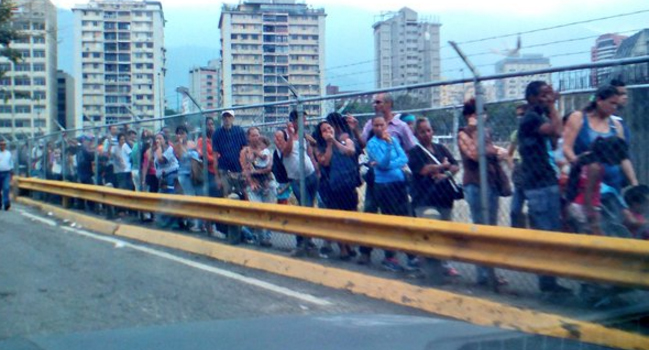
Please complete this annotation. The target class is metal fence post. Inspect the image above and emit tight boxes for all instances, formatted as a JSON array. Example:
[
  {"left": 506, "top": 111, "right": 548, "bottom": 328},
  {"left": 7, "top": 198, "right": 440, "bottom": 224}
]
[
  {"left": 296, "top": 99, "right": 306, "bottom": 207},
  {"left": 474, "top": 80, "right": 490, "bottom": 226}
]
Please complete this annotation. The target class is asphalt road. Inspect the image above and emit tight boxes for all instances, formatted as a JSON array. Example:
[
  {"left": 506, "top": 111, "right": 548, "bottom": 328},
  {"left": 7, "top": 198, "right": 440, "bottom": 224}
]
[{"left": 0, "top": 204, "right": 429, "bottom": 341}]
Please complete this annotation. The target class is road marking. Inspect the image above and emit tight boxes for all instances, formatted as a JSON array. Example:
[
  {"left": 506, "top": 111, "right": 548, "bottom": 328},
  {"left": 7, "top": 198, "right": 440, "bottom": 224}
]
[
  {"left": 57, "top": 226, "right": 332, "bottom": 307},
  {"left": 19, "top": 210, "right": 57, "bottom": 227}
]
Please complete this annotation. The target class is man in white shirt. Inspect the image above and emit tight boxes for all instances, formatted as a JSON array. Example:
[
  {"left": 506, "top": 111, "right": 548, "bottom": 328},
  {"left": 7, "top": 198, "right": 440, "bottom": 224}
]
[{"left": 0, "top": 140, "right": 14, "bottom": 210}]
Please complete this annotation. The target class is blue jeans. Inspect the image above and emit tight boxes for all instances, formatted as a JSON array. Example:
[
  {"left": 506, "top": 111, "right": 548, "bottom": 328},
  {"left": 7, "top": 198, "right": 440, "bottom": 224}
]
[
  {"left": 0, "top": 171, "right": 10, "bottom": 207},
  {"left": 510, "top": 186, "right": 526, "bottom": 228},
  {"left": 464, "top": 184, "right": 499, "bottom": 284},
  {"left": 524, "top": 185, "right": 563, "bottom": 291},
  {"left": 290, "top": 172, "right": 318, "bottom": 207}
]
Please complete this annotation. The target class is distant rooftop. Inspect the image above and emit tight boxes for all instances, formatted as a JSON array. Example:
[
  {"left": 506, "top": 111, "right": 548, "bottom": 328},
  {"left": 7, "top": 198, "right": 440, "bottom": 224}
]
[{"left": 221, "top": 0, "right": 325, "bottom": 15}]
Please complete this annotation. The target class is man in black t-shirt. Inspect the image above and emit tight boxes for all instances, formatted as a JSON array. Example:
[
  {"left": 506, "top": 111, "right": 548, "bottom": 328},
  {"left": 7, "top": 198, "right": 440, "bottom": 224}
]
[{"left": 518, "top": 81, "right": 571, "bottom": 295}]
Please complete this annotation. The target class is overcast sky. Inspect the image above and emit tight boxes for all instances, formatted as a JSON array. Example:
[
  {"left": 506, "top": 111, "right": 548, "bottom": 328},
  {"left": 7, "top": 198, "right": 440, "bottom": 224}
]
[{"left": 52, "top": 0, "right": 649, "bottom": 109}]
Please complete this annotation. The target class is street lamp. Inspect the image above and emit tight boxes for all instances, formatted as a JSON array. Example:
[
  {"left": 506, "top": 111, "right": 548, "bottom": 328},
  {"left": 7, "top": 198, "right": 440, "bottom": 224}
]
[{"left": 176, "top": 86, "right": 209, "bottom": 197}]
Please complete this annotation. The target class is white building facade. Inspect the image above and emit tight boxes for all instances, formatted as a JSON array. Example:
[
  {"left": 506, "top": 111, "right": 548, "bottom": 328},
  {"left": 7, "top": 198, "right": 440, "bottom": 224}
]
[
  {"left": 219, "top": 0, "right": 326, "bottom": 125},
  {"left": 73, "top": 0, "right": 166, "bottom": 127},
  {"left": 0, "top": 0, "right": 57, "bottom": 139}
]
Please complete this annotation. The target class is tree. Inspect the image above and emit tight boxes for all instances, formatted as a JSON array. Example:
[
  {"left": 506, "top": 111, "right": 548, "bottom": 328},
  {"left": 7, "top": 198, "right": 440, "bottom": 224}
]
[{"left": 0, "top": 1, "right": 23, "bottom": 79}]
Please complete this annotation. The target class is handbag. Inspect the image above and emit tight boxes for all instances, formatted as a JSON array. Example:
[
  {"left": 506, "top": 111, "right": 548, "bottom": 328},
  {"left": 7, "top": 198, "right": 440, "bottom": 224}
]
[
  {"left": 416, "top": 144, "right": 464, "bottom": 200},
  {"left": 490, "top": 158, "right": 512, "bottom": 197}
]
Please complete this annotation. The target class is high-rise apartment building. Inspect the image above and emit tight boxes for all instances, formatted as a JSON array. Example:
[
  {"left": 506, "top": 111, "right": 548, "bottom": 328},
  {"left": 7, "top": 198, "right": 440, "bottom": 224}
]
[
  {"left": 495, "top": 54, "right": 551, "bottom": 100},
  {"left": 0, "top": 0, "right": 57, "bottom": 139},
  {"left": 73, "top": 0, "right": 166, "bottom": 127},
  {"left": 373, "top": 7, "right": 441, "bottom": 107},
  {"left": 219, "top": 0, "right": 326, "bottom": 125},
  {"left": 591, "top": 33, "right": 627, "bottom": 86},
  {"left": 185, "top": 59, "right": 221, "bottom": 113},
  {"left": 56, "top": 70, "right": 75, "bottom": 129}
]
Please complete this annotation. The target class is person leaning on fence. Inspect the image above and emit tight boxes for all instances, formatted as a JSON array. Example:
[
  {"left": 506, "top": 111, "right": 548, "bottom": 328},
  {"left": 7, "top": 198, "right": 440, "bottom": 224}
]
[
  {"left": 346, "top": 92, "right": 417, "bottom": 266},
  {"left": 153, "top": 132, "right": 180, "bottom": 229},
  {"left": 365, "top": 114, "right": 411, "bottom": 272},
  {"left": 0, "top": 139, "right": 14, "bottom": 211},
  {"left": 275, "top": 110, "right": 319, "bottom": 257},
  {"left": 212, "top": 110, "right": 247, "bottom": 199},
  {"left": 518, "top": 81, "right": 572, "bottom": 296},
  {"left": 197, "top": 116, "right": 221, "bottom": 236},
  {"left": 240, "top": 127, "right": 275, "bottom": 247},
  {"left": 313, "top": 119, "right": 360, "bottom": 260},
  {"left": 408, "top": 117, "right": 461, "bottom": 280},
  {"left": 457, "top": 98, "right": 509, "bottom": 288}
]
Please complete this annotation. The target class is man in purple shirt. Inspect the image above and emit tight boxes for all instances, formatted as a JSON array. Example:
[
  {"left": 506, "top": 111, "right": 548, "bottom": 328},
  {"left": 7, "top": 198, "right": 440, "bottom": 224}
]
[{"left": 346, "top": 92, "right": 417, "bottom": 267}]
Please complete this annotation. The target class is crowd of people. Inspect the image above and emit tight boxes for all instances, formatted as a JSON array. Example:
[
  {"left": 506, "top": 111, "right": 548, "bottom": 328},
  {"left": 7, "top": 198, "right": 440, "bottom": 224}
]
[{"left": 6, "top": 79, "right": 648, "bottom": 300}]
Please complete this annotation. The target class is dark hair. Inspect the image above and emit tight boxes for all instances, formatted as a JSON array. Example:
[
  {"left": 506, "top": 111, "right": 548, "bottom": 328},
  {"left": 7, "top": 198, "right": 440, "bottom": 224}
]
[
  {"left": 313, "top": 121, "right": 330, "bottom": 150},
  {"left": 610, "top": 79, "right": 626, "bottom": 88},
  {"left": 414, "top": 117, "right": 431, "bottom": 131},
  {"left": 525, "top": 81, "right": 548, "bottom": 101},
  {"left": 206, "top": 116, "right": 214, "bottom": 124},
  {"left": 584, "top": 85, "right": 619, "bottom": 113},
  {"left": 175, "top": 125, "right": 188, "bottom": 134},
  {"left": 326, "top": 112, "right": 353, "bottom": 136},
  {"left": 289, "top": 110, "right": 307, "bottom": 122},
  {"left": 156, "top": 132, "right": 169, "bottom": 145},
  {"left": 275, "top": 129, "right": 289, "bottom": 141},
  {"left": 462, "top": 98, "right": 476, "bottom": 117},
  {"left": 127, "top": 129, "right": 137, "bottom": 136},
  {"left": 246, "top": 126, "right": 259, "bottom": 136},
  {"left": 624, "top": 185, "right": 649, "bottom": 207},
  {"left": 591, "top": 136, "right": 628, "bottom": 165},
  {"left": 117, "top": 132, "right": 126, "bottom": 141}
]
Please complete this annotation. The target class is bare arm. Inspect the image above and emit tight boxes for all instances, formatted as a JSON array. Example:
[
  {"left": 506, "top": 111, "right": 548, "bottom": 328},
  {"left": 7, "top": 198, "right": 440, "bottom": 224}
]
[
  {"left": 563, "top": 111, "right": 583, "bottom": 163},
  {"left": 333, "top": 134, "right": 356, "bottom": 156},
  {"left": 458, "top": 131, "right": 478, "bottom": 161}
]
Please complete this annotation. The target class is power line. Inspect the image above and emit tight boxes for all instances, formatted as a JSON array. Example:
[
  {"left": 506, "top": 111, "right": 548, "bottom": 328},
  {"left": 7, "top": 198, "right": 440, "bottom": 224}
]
[
  {"left": 457, "top": 8, "right": 649, "bottom": 45},
  {"left": 323, "top": 9, "right": 647, "bottom": 73}
]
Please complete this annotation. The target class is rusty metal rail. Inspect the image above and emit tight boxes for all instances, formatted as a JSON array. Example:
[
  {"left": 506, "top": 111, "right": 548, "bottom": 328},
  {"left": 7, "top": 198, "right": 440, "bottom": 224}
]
[{"left": 17, "top": 177, "right": 649, "bottom": 289}]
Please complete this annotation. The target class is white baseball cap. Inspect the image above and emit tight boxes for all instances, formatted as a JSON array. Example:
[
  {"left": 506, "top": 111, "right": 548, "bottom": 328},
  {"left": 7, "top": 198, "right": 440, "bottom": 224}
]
[{"left": 221, "top": 110, "right": 235, "bottom": 118}]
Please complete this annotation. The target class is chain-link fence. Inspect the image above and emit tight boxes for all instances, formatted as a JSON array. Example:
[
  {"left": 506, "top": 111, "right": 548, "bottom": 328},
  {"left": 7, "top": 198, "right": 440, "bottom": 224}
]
[{"left": 8, "top": 56, "right": 649, "bottom": 316}]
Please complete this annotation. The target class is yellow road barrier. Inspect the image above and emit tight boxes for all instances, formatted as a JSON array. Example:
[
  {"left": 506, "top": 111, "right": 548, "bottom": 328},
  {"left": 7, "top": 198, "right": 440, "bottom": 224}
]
[{"left": 17, "top": 177, "right": 649, "bottom": 289}]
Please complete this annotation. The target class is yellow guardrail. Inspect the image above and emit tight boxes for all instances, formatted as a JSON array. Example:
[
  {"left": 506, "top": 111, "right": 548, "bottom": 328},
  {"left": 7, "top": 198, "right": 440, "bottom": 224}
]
[{"left": 17, "top": 177, "right": 649, "bottom": 289}]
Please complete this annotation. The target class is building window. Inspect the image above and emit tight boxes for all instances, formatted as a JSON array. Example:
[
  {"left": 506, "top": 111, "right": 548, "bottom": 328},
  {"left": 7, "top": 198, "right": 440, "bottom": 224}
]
[
  {"left": 14, "top": 64, "right": 30, "bottom": 72},
  {"left": 33, "top": 63, "right": 45, "bottom": 72},
  {"left": 33, "top": 50, "right": 46, "bottom": 58},
  {"left": 34, "top": 77, "right": 46, "bottom": 86},
  {"left": 0, "top": 106, "right": 11, "bottom": 113},
  {"left": 32, "top": 22, "right": 45, "bottom": 30},
  {"left": 15, "top": 105, "right": 31, "bottom": 113},
  {"left": 14, "top": 77, "right": 30, "bottom": 86},
  {"left": 34, "top": 91, "right": 46, "bottom": 100}
]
